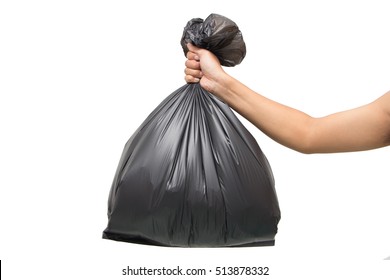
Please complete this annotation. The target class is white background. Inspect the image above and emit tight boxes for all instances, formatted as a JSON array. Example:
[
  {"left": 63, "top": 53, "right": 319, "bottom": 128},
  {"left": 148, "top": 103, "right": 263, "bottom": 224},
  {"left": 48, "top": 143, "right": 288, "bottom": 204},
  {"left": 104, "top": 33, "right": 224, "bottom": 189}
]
[{"left": 1, "top": 0, "right": 389, "bottom": 279}]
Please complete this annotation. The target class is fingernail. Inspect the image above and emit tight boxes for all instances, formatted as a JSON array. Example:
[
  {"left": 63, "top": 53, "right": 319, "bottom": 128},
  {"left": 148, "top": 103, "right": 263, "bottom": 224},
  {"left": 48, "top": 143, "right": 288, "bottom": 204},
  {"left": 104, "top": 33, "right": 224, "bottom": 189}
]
[{"left": 194, "top": 55, "right": 200, "bottom": 61}]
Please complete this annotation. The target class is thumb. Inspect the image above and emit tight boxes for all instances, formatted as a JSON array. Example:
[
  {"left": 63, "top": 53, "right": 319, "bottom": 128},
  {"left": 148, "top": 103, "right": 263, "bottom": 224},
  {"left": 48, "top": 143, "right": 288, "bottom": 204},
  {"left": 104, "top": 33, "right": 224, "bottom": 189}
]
[
  {"left": 187, "top": 43, "right": 201, "bottom": 52},
  {"left": 187, "top": 43, "right": 202, "bottom": 59}
]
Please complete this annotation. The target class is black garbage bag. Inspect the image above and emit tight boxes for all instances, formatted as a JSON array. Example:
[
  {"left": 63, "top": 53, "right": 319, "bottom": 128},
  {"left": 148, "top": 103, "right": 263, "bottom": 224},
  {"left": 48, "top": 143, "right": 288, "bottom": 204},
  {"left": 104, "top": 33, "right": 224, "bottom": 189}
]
[{"left": 103, "top": 14, "right": 281, "bottom": 247}]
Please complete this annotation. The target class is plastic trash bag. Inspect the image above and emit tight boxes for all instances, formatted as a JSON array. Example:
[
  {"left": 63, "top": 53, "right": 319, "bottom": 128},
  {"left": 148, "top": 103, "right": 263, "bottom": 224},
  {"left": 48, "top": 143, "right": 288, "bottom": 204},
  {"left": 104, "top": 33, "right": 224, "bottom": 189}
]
[{"left": 103, "top": 14, "right": 280, "bottom": 247}]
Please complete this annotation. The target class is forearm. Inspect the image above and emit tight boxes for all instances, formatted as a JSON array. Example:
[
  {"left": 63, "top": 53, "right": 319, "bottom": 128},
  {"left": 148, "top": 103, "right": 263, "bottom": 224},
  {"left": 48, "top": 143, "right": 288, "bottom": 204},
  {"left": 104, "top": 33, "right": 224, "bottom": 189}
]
[
  {"left": 214, "top": 75, "right": 390, "bottom": 154},
  {"left": 214, "top": 75, "right": 315, "bottom": 153}
]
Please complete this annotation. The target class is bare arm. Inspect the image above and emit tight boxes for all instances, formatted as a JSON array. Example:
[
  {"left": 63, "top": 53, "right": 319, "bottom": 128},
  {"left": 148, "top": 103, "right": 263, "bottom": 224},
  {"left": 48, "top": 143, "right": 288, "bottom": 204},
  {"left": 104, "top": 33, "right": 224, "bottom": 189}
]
[
  {"left": 185, "top": 44, "right": 390, "bottom": 154},
  {"left": 215, "top": 76, "right": 390, "bottom": 153}
]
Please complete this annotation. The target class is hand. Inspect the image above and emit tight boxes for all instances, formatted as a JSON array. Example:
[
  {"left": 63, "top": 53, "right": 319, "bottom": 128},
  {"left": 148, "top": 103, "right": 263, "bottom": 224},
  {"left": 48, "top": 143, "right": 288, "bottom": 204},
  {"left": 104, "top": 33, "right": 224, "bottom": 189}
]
[
  {"left": 184, "top": 43, "right": 226, "bottom": 94},
  {"left": 184, "top": 50, "right": 202, "bottom": 83}
]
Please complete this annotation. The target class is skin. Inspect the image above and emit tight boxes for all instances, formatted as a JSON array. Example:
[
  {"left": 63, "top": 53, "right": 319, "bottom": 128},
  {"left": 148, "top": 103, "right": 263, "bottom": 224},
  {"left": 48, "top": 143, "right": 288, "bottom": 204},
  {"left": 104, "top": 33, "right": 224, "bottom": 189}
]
[{"left": 185, "top": 43, "right": 390, "bottom": 154}]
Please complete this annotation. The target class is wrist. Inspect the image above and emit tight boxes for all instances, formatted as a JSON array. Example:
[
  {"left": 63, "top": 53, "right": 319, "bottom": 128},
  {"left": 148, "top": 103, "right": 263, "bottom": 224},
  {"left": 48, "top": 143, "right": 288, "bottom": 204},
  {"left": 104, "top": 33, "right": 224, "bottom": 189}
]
[
  {"left": 215, "top": 73, "right": 240, "bottom": 103},
  {"left": 211, "top": 72, "right": 232, "bottom": 99}
]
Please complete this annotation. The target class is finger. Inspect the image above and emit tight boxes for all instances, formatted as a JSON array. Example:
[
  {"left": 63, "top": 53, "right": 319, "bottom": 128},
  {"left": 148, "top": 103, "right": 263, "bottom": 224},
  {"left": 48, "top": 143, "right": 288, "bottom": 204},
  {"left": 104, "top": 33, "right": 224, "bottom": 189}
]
[
  {"left": 185, "top": 74, "right": 200, "bottom": 83},
  {"left": 185, "top": 59, "right": 201, "bottom": 70},
  {"left": 184, "top": 67, "right": 203, "bottom": 79},
  {"left": 186, "top": 51, "right": 200, "bottom": 61}
]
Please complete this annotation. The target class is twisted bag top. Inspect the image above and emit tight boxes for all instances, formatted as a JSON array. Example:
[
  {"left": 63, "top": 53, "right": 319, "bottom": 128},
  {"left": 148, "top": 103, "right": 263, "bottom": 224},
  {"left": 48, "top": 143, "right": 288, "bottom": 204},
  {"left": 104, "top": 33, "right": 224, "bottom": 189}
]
[
  {"left": 181, "top": 13, "right": 246, "bottom": 66},
  {"left": 103, "top": 14, "right": 280, "bottom": 247}
]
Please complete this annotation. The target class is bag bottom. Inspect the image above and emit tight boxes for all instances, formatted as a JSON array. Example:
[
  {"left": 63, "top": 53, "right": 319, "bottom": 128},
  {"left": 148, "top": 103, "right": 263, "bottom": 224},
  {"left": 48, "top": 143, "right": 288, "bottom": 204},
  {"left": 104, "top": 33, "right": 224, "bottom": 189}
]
[{"left": 102, "top": 231, "right": 275, "bottom": 248}]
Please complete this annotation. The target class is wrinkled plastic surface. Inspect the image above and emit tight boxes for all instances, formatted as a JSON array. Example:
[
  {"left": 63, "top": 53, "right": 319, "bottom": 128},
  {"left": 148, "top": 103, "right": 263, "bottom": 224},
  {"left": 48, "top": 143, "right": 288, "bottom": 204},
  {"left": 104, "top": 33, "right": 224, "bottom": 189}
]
[
  {"left": 181, "top": 13, "right": 246, "bottom": 66},
  {"left": 103, "top": 14, "right": 280, "bottom": 247}
]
